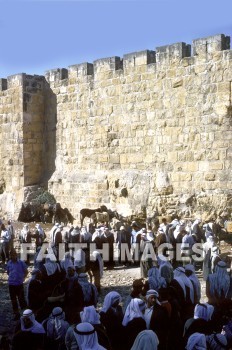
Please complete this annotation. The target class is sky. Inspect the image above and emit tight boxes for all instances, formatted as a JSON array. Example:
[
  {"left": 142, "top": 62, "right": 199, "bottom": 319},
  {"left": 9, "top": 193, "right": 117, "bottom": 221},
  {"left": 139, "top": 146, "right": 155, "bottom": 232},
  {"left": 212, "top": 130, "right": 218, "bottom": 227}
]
[{"left": 0, "top": 0, "right": 232, "bottom": 78}]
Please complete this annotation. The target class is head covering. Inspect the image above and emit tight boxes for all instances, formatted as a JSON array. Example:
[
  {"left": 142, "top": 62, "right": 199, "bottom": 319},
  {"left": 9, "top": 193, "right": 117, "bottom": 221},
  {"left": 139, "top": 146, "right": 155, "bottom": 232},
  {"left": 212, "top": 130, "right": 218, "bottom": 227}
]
[
  {"left": 21, "top": 224, "right": 30, "bottom": 241},
  {"left": 194, "top": 304, "right": 208, "bottom": 321},
  {"left": 44, "top": 257, "right": 60, "bottom": 276},
  {"left": 101, "top": 291, "right": 121, "bottom": 313},
  {"left": 91, "top": 250, "right": 104, "bottom": 279},
  {"left": 73, "top": 322, "right": 105, "bottom": 350},
  {"left": 71, "top": 226, "right": 80, "bottom": 236},
  {"left": 46, "top": 307, "right": 69, "bottom": 341},
  {"left": 122, "top": 298, "right": 146, "bottom": 326},
  {"left": 186, "top": 332, "right": 206, "bottom": 350},
  {"left": 35, "top": 223, "right": 44, "bottom": 236},
  {"left": 145, "top": 289, "right": 159, "bottom": 301},
  {"left": 173, "top": 267, "right": 194, "bottom": 303},
  {"left": 148, "top": 266, "right": 167, "bottom": 290},
  {"left": 60, "top": 252, "right": 74, "bottom": 272},
  {"left": 185, "top": 264, "right": 201, "bottom": 301},
  {"left": 174, "top": 223, "right": 185, "bottom": 239},
  {"left": 208, "top": 261, "right": 230, "bottom": 298},
  {"left": 205, "top": 303, "right": 214, "bottom": 321},
  {"left": 131, "top": 330, "right": 159, "bottom": 350},
  {"left": 81, "top": 306, "right": 100, "bottom": 325},
  {"left": 78, "top": 273, "right": 98, "bottom": 306},
  {"left": 74, "top": 248, "right": 86, "bottom": 269},
  {"left": 21, "top": 309, "right": 45, "bottom": 334},
  {"left": 205, "top": 333, "right": 227, "bottom": 350}
]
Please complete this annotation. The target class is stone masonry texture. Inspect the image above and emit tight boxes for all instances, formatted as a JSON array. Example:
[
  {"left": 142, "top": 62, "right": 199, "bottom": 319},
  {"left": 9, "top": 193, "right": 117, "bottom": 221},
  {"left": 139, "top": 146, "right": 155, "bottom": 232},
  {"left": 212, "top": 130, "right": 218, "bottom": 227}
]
[{"left": 0, "top": 34, "right": 231, "bottom": 220}]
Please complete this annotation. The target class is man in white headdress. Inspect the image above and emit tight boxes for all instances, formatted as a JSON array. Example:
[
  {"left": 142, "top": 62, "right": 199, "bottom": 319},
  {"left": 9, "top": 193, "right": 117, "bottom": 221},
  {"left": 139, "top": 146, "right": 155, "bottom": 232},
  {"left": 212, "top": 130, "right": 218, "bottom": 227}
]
[
  {"left": 206, "top": 260, "right": 231, "bottom": 305},
  {"left": 66, "top": 322, "right": 106, "bottom": 350},
  {"left": 202, "top": 235, "right": 216, "bottom": 281},
  {"left": 100, "top": 291, "right": 124, "bottom": 350},
  {"left": 185, "top": 264, "right": 201, "bottom": 303},
  {"left": 12, "top": 309, "right": 45, "bottom": 350},
  {"left": 77, "top": 272, "right": 98, "bottom": 307},
  {"left": 89, "top": 250, "right": 104, "bottom": 292},
  {"left": 131, "top": 330, "right": 159, "bottom": 350},
  {"left": 170, "top": 266, "right": 195, "bottom": 321},
  {"left": 122, "top": 298, "right": 147, "bottom": 349},
  {"left": 60, "top": 251, "right": 74, "bottom": 272},
  {"left": 144, "top": 289, "right": 160, "bottom": 329},
  {"left": 33, "top": 223, "right": 46, "bottom": 249},
  {"left": 43, "top": 306, "right": 69, "bottom": 350},
  {"left": 80, "top": 306, "right": 111, "bottom": 350},
  {"left": 191, "top": 218, "right": 204, "bottom": 243}
]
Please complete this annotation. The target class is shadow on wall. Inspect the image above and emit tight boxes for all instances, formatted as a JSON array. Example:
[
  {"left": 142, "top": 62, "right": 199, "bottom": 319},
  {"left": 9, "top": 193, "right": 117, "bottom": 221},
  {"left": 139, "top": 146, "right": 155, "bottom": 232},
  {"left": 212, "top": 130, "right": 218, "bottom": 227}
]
[{"left": 42, "top": 80, "right": 57, "bottom": 185}]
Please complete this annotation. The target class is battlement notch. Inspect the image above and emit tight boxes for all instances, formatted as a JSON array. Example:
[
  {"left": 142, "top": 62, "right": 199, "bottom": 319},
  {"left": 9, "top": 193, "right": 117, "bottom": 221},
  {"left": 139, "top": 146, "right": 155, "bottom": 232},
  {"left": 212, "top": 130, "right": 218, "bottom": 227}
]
[{"left": 0, "top": 78, "right": 7, "bottom": 91}]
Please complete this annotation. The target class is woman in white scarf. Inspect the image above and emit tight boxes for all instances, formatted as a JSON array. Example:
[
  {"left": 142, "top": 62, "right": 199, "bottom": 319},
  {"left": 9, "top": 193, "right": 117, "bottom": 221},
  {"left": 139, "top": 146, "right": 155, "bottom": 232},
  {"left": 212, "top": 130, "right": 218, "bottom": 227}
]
[
  {"left": 130, "top": 330, "right": 159, "bottom": 350},
  {"left": 207, "top": 261, "right": 230, "bottom": 302},
  {"left": 186, "top": 332, "right": 206, "bottom": 350},
  {"left": 20, "top": 309, "right": 45, "bottom": 334},
  {"left": 101, "top": 291, "right": 121, "bottom": 313},
  {"left": 73, "top": 322, "right": 106, "bottom": 350},
  {"left": 173, "top": 266, "right": 195, "bottom": 303},
  {"left": 122, "top": 298, "right": 146, "bottom": 327}
]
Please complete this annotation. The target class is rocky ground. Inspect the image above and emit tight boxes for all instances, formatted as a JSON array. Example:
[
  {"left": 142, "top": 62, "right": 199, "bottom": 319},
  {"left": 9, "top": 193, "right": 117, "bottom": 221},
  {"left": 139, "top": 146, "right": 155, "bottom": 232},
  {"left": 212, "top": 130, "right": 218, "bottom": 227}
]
[{"left": 0, "top": 221, "right": 232, "bottom": 347}]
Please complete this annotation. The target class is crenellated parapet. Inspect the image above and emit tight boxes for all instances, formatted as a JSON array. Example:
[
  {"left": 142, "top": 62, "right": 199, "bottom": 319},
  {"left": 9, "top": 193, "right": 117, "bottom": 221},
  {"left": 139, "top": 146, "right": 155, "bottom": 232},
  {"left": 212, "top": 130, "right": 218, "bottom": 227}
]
[
  {"left": 0, "top": 33, "right": 231, "bottom": 219},
  {"left": 0, "top": 34, "right": 231, "bottom": 85}
]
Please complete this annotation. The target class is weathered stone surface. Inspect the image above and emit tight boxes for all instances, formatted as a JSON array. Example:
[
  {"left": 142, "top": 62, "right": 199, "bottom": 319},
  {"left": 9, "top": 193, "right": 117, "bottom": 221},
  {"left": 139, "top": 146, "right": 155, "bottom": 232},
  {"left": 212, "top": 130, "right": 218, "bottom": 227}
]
[{"left": 0, "top": 34, "right": 231, "bottom": 220}]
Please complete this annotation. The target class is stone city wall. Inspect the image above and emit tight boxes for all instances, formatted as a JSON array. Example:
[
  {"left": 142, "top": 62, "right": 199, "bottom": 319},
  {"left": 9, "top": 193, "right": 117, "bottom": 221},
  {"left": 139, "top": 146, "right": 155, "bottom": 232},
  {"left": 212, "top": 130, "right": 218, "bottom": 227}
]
[{"left": 0, "top": 34, "right": 231, "bottom": 220}]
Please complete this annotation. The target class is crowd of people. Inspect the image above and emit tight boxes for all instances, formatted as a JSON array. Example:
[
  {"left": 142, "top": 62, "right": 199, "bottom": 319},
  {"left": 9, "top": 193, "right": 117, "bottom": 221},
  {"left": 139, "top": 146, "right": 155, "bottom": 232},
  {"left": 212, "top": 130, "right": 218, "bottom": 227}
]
[{"left": 0, "top": 212, "right": 232, "bottom": 349}]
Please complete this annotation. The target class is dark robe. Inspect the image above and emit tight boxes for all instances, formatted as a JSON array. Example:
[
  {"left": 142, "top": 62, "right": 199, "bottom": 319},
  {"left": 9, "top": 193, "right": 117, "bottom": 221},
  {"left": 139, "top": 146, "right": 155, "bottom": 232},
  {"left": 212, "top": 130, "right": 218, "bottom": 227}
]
[
  {"left": 123, "top": 317, "right": 146, "bottom": 350},
  {"left": 183, "top": 318, "right": 213, "bottom": 346},
  {"left": 63, "top": 277, "right": 84, "bottom": 324},
  {"left": 93, "top": 323, "right": 112, "bottom": 350},
  {"left": 12, "top": 330, "right": 45, "bottom": 350},
  {"left": 27, "top": 278, "right": 48, "bottom": 313},
  {"left": 100, "top": 305, "right": 124, "bottom": 350},
  {"left": 150, "top": 303, "right": 170, "bottom": 350}
]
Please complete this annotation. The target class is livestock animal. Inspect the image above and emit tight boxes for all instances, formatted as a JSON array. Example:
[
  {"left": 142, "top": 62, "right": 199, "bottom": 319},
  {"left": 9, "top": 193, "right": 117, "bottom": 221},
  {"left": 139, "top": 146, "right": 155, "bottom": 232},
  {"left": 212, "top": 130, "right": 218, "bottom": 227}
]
[
  {"left": 80, "top": 205, "right": 108, "bottom": 227},
  {"left": 52, "top": 203, "right": 75, "bottom": 226},
  {"left": 18, "top": 202, "right": 45, "bottom": 223},
  {"left": 90, "top": 211, "right": 110, "bottom": 226}
]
